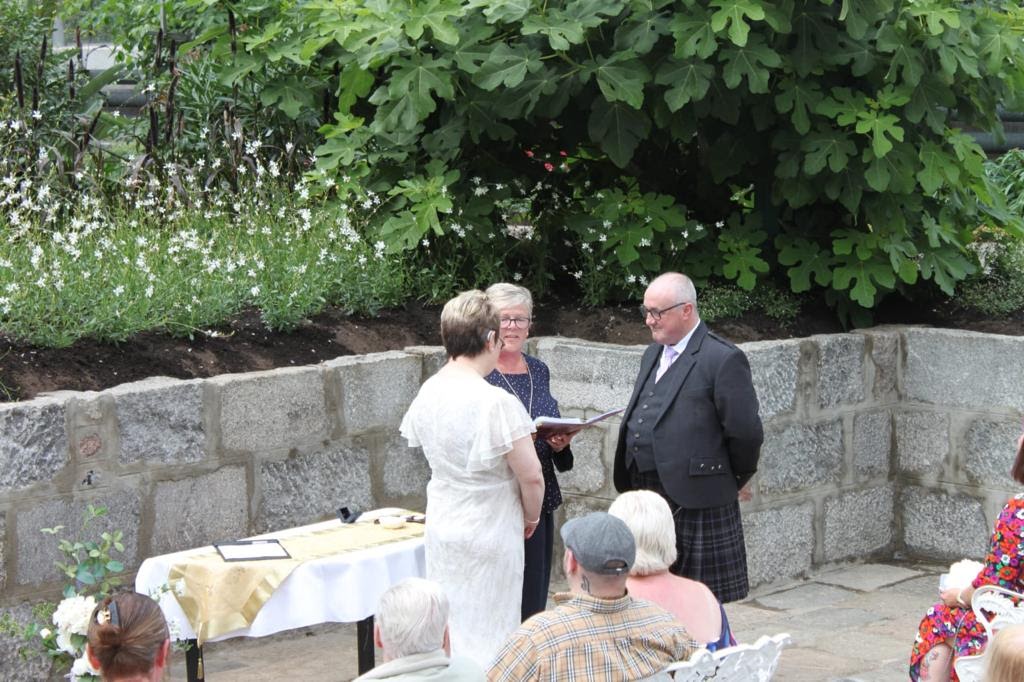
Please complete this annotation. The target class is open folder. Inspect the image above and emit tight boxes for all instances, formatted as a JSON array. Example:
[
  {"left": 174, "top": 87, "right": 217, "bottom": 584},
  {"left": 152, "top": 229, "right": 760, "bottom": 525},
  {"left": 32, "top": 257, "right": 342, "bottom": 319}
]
[
  {"left": 534, "top": 407, "right": 625, "bottom": 436},
  {"left": 214, "top": 539, "right": 291, "bottom": 561}
]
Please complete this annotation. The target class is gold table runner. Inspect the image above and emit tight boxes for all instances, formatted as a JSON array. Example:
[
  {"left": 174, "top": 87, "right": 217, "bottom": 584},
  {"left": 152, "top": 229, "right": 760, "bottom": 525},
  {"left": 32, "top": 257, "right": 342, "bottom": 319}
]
[{"left": 168, "top": 519, "right": 425, "bottom": 644}]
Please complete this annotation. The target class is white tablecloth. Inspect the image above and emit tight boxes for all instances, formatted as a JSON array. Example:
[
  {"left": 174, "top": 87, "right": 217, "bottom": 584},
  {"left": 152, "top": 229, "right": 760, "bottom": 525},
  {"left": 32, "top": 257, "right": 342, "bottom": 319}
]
[{"left": 135, "top": 519, "right": 426, "bottom": 642}]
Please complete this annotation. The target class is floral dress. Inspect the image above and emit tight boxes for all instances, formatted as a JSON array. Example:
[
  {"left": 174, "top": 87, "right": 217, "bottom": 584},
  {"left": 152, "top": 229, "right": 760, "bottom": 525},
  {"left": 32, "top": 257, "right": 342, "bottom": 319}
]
[{"left": 909, "top": 493, "right": 1024, "bottom": 681}]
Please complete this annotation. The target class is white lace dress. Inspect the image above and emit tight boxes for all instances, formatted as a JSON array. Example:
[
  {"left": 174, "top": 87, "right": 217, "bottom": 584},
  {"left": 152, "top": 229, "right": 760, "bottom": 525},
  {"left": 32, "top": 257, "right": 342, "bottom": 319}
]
[{"left": 400, "top": 367, "right": 535, "bottom": 667}]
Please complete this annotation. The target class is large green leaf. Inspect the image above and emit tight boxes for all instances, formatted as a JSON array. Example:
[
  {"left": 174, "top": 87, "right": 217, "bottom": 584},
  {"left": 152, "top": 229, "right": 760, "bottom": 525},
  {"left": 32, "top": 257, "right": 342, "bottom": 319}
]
[
  {"left": 472, "top": 43, "right": 544, "bottom": 90},
  {"left": 776, "top": 235, "right": 834, "bottom": 291},
  {"left": 790, "top": 6, "right": 837, "bottom": 77},
  {"left": 387, "top": 56, "right": 455, "bottom": 125},
  {"left": 919, "top": 246, "right": 976, "bottom": 296},
  {"left": 831, "top": 33, "right": 875, "bottom": 76},
  {"left": 709, "top": 0, "right": 766, "bottom": 47},
  {"left": 877, "top": 24, "right": 925, "bottom": 86},
  {"left": 450, "top": 22, "right": 497, "bottom": 73},
  {"left": 838, "top": 0, "right": 889, "bottom": 40},
  {"left": 908, "top": 4, "right": 959, "bottom": 36},
  {"left": 467, "top": 0, "right": 532, "bottom": 24},
  {"left": 259, "top": 79, "right": 315, "bottom": 119},
  {"left": 720, "top": 36, "right": 781, "bottom": 93},
  {"left": 775, "top": 78, "right": 822, "bottom": 134},
  {"left": 854, "top": 110, "right": 904, "bottom": 157},
  {"left": 405, "top": 0, "right": 463, "bottom": 45},
  {"left": 905, "top": 75, "right": 954, "bottom": 133},
  {"left": 614, "top": 14, "right": 670, "bottom": 55},
  {"left": 521, "top": 12, "right": 586, "bottom": 50},
  {"left": 948, "top": 131, "right": 986, "bottom": 178},
  {"left": 916, "top": 141, "right": 959, "bottom": 194},
  {"left": 978, "top": 22, "right": 1022, "bottom": 71},
  {"left": 588, "top": 99, "right": 652, "bottom": 167},
  {"left": 669, "top": 10, "right": 718, "bottom": 59},
  {"left": 801, "top": 132, "right": 856, "bottom": 175},
  {"left": 587, "top": 53, "right": 651, "bottom": 109},
  {"left": 496, "top": 67, "right": 561, "bottom": 117},
  {"left": 656, "top": 57, "right": 713, "bottom": 112}
]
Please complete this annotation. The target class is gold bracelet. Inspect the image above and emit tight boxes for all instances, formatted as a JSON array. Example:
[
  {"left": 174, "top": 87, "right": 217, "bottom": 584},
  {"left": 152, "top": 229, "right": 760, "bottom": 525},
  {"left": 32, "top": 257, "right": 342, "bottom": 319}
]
[{"left": 527, "top": 517, "right": 540, "bottom": 524}]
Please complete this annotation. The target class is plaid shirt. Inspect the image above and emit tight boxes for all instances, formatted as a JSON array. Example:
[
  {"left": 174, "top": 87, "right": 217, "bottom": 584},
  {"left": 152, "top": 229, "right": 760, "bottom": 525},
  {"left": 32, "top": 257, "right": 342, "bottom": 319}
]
[{"left": 487, "top": 591, "right": 698, "bottom": 681}]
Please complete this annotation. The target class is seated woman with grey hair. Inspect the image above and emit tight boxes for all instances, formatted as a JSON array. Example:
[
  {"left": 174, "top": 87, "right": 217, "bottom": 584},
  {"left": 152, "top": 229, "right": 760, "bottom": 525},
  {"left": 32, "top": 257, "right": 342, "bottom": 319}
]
[
  {"left": 354, "top": 578, "right": 484, "bottom": 681},
  {"left": 608, "top": 490, "right": 735, "bottom": 651}
]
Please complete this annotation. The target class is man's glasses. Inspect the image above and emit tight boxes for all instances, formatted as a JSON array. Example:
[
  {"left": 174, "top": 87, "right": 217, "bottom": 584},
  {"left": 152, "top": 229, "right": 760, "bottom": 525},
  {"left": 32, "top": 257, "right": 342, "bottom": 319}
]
[
  {"left": 639, "top": 301, "right": 689, "bottom": 321},
  {"left": 499, "top": 317, "right": 531, "bottom": 329}
]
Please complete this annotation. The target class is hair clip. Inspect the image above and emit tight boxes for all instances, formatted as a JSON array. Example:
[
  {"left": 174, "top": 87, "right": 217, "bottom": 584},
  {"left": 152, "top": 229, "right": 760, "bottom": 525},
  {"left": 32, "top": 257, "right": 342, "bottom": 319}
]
[{"left": 97, "top": 601, "right": 120, "bottom": 627}]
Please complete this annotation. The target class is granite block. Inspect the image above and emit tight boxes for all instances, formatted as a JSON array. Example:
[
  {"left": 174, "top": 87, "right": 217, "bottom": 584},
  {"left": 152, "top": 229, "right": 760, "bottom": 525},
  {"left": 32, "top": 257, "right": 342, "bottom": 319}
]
[
  {"left": 151, "top": 467, "right": 249, "bottom": 555},
  {"left": 824, "top": 485, "right": 895, "bottom": 561},
  {"left": 743, "top": 340, "right": 800, "bottom": 420},
  {"left": 758, "top": 420, "right": 844, "bottom": 494},
  {"left": 895, "top": 411, "right": 949, "bottom": 475},
  {"left": 257, "top": 445, "right": 373, "bottom": 533},
  {"left": 110, "top": 377, "right": 205, "bottom": 464},
  {"left": 0, "top": 396, "right": 69, "bottom": 493},
  {"left": 744, "top": 503, "right": 815, "bottom": 587},
  {"left": 214, "top": 367, "right": 329, "bottom": 453},
  {"left": 814, "top": 335, "right": 866, "bottom": 409}
]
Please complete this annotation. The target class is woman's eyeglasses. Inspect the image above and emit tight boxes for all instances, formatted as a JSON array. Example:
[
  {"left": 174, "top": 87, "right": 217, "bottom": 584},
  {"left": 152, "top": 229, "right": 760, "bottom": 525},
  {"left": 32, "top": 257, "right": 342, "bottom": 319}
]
[{"left": 499, "top": 317, "right": 531, "bottom": 329}]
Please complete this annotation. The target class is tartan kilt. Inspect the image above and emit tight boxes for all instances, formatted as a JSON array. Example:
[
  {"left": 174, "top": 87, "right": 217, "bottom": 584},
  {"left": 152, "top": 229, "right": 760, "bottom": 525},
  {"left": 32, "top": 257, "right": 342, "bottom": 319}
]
[{"left": 629, "top": 466, "right": 749, "bottom": 603}]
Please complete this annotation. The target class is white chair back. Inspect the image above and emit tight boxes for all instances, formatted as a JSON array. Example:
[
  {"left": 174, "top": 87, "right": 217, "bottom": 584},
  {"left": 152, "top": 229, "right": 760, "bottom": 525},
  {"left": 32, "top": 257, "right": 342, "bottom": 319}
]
[
  {"left": 659, "top": 632, "right": 792, "bottom": 681},
  {"left": 952, "top": 585, "right": 1024, "bottom": 682}
]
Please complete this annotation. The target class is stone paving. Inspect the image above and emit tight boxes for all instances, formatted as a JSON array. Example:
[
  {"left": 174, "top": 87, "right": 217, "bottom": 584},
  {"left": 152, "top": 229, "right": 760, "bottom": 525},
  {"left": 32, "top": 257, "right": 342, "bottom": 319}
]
[{"left": 165, "top": 560, "right": 942, "bottom": 681}]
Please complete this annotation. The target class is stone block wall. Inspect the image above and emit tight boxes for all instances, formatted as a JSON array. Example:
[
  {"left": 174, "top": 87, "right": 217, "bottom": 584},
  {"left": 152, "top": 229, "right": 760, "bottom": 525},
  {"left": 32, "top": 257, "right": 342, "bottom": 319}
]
[
  {"left": 1, "top": 327, "right": 1020, "bottom": 615},
  {"left": 0, "top": 351, "right": 433, "bottom": 603}
]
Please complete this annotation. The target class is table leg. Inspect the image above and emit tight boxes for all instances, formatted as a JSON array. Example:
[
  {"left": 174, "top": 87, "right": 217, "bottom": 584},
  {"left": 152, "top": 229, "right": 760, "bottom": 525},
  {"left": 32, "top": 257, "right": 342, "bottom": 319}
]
[
  {"left": 185, "top": 639, "right": 205, "bottom": 681},
  {"left": 357, "top": 615, "right": 375, "bottom": 674}
]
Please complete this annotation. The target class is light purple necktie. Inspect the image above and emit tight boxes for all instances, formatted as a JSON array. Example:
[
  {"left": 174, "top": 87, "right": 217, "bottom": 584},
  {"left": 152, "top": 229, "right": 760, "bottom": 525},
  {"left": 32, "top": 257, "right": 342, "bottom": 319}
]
[{"left": 655, "top": 346, "right": 678, "bottom": 382}]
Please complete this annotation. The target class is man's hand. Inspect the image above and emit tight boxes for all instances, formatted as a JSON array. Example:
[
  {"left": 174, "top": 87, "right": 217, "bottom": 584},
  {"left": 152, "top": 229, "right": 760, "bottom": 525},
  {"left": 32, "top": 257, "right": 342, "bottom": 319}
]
[{"left": 738, "top": 484, "right": 753, "bottom": 502}]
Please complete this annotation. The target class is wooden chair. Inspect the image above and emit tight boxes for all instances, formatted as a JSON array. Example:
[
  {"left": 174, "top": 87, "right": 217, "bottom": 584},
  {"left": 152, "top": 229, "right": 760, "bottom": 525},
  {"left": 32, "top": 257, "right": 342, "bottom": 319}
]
[
  {"left": 953, "top": 585, "right": 1024, "bottom": 682},
  {"left": 653, "top": 632, "right": 792, "bottom": 681}
]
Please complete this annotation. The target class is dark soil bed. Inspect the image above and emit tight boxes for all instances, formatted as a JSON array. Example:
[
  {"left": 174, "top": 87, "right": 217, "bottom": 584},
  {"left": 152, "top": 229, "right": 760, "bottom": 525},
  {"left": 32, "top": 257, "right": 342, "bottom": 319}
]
[{"left": 2, "top": 298, "right": 1022, "bottom": 402}]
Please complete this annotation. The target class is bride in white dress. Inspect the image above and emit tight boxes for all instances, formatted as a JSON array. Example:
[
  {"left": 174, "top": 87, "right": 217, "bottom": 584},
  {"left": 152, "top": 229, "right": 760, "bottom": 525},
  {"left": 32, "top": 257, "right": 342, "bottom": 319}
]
[{"left": 400, "top": 290, "right": 545, "bottom": 668}]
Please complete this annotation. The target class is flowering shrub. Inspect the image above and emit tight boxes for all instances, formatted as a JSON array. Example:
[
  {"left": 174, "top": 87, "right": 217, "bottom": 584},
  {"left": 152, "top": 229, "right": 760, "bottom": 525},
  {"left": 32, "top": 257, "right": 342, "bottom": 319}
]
[{"left": 0, "top": 105, "right": 407, "bottom": 346}]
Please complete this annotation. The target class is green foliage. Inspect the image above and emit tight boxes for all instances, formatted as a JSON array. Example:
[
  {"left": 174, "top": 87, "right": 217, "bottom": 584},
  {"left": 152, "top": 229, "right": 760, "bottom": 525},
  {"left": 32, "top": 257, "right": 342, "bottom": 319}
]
[
  {"left": 40, "top": 0, "right": 1024, "bottom": 318},
  {"left": 44, "top": 504, "right": 125, "bottom": 596}
]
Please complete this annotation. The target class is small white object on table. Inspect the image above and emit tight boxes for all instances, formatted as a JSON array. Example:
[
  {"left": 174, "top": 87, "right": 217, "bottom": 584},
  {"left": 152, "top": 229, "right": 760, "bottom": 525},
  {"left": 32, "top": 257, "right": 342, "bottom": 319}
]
[{"left": 135, "top": 517, "right": 425, "bottom": 677}]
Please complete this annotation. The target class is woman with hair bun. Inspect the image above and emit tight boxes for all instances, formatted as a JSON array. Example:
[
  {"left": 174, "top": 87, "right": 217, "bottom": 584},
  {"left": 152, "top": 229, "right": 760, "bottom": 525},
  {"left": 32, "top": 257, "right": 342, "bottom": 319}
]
[{"left": 86, "top": 592, "right": 170, "bottom": 681}]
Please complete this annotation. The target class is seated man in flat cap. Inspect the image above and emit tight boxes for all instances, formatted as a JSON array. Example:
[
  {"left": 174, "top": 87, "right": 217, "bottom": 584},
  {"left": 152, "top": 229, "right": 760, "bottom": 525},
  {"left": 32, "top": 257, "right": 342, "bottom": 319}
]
[{"left": 487, "top": 512, "right": 698, "bottom": 681}]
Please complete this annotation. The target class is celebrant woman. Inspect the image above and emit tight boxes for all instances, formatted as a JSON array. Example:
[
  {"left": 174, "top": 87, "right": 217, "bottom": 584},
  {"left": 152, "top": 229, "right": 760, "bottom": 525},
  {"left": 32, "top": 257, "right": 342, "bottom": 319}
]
[
  {"left": 485, "top": 282, "right": 578, "bottom": 621},
  {"left": 400, "top": 289, "right": 544, "bottom": 667}
]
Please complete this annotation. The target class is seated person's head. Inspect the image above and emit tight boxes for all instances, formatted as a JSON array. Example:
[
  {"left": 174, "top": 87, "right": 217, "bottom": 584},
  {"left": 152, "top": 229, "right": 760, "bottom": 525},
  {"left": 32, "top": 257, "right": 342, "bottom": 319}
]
[
  {"left": 985, "top": 624, "right": 1024, "bottom": 682},
  {"left": 86, "top": 592, "right": 170, "bottom": 681},
  {"left": 375, "top": 578, "right": 451, "bottom": 662},
  {"left": 440, "top": 290, "right": 500, "bottom": 360},
  {"left": 608, "top": 490, "right": 677, "bottom": 576},
  {"left": 560, "top": 512, "right": 636, "bottom": 597}
]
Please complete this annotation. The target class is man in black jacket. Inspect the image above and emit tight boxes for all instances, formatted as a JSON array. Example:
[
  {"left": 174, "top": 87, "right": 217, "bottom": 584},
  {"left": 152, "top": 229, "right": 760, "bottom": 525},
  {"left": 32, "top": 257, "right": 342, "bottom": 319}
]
[{"left": 613, "top": 272, "right": 763, "bottom": 602}]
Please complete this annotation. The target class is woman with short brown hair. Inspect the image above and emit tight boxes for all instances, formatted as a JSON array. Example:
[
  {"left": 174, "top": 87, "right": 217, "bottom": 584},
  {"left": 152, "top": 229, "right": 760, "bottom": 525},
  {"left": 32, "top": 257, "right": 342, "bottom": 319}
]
[
  {"left": 401, "top": 290, "right": 544, "bottom": 667},
  {"left": 87, "top": 592, "right": 170, "bottom": 681}
]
